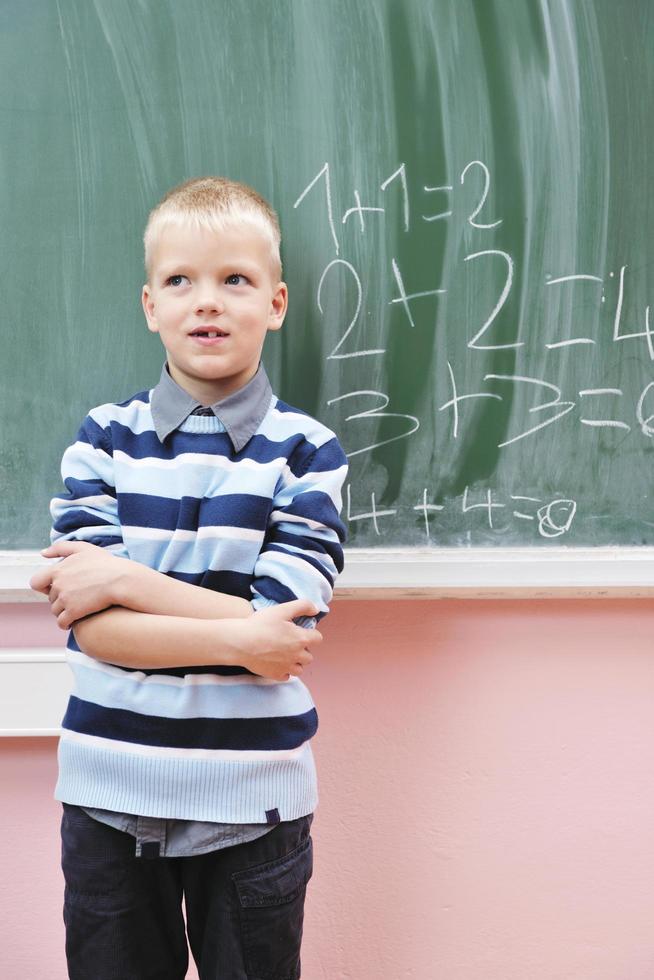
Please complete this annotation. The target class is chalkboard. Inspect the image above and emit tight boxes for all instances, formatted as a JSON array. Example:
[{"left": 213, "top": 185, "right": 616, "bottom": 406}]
[{"left": 1, "top": 0, "right": 653, "bottom": 550}]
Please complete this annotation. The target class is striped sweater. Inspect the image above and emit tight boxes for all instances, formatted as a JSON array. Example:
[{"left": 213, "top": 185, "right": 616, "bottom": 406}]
[{"left": 50, "top": 369, "right": 348, "bottom": 823}]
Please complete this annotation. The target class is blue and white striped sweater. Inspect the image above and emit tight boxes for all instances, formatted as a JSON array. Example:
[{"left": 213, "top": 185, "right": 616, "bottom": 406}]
[{"left": 50, "top": 385, "right": 348, "bottom": 822}]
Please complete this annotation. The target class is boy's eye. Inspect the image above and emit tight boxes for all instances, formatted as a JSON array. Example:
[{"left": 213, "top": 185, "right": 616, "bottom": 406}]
[
  {"left": 166, "top": 274, "right": 188, "bottom": 287},
  {"left": 225, "top": 273, "right": 248, "bottom": 286}
]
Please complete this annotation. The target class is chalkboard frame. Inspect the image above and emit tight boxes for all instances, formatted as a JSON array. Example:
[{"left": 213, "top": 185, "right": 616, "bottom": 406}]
[
  {"left": 4, "top": 548, "right": 654, "bottom": 601},
  {"left": 3, "top": 0, "right": 654, "bottom": 552}
]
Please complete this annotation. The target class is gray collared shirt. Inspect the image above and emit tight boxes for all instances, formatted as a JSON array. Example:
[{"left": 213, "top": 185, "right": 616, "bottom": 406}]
[
  {"left": 82, "top": 807, "right": 274, "bottom": 858},
  {"left": 83, "top": 360, "right": 278, "bottom": 856},
  {"left": 150, "top": 360, "right": 273, "bottom": 450}
]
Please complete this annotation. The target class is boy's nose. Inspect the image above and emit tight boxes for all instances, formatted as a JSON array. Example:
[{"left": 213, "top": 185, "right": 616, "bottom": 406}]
[{"left": 195, "top": 291, "right": 225, "bottom": 314}]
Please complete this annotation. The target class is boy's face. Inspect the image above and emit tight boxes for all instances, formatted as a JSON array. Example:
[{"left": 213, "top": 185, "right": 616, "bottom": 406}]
[{"left": 142, "top": 223, "right": 287, "bottom": 403}]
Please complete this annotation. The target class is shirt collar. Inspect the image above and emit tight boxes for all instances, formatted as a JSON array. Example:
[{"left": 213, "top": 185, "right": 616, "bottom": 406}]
[{"left": 150, "top": 362, "right": 273, "bottom": 452}]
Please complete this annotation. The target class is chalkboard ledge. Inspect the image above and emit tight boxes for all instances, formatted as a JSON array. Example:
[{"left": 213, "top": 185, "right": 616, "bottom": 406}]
[{"left": 4, "top": 548, "right": 654, "bottom": 600}]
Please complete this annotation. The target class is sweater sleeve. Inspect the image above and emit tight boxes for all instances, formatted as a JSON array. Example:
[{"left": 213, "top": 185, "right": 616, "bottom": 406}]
[
  {"left": 250, "top": 434, "right": 348, "bottom": 624},
  {"left": 49, "top": 412, "right": 130, "bottom": 558}
]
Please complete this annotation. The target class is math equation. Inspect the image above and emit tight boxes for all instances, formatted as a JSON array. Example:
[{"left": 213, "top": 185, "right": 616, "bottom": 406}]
[{"left": 292, "top": 160, "right": 654, "bottom": 547}]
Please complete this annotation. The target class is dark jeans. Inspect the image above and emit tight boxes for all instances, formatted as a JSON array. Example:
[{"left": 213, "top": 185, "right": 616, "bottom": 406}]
[{"left": 61, "top": 803, "right": 313, "bottom": 980}]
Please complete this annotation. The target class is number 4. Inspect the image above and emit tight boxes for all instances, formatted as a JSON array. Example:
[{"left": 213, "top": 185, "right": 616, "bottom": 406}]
[{"left": 613, "top": 265, "right": 654, "bottom": 361}]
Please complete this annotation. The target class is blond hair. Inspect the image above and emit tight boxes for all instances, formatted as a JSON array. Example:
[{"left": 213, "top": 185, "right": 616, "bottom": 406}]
[{"left": 143, "top": 176, "right": 282, "bottom": 281}]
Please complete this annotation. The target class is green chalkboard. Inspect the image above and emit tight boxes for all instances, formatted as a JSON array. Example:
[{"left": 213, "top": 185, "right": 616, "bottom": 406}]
[{"left": 1, "top": 0, "right": 653, "bottom": 550}]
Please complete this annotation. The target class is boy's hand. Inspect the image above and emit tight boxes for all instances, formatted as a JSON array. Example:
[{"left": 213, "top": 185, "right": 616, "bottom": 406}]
[
  {"left": 29, "top": 541, "right": 126, "bottom": 629},
  {"left": 237, "top": 600, "right": 323, "bottom": 682}
]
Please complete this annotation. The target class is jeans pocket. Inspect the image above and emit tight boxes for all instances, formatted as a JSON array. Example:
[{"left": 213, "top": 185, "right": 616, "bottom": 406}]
[{"left": 232, "top": 833, "right": 313, "bottom": 980}]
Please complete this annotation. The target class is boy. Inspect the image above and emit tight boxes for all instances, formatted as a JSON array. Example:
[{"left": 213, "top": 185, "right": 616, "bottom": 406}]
[{"left": 30, "top": 177, "right": 348, "bottom": 980}]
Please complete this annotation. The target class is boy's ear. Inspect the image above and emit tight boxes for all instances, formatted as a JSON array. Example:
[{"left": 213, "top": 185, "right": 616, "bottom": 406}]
[
  {"left": 268, "top": 281, "right": 288, "bottom": 333},
  {"left": 141, "top": 284, "right": 159, "bottom": 334}
]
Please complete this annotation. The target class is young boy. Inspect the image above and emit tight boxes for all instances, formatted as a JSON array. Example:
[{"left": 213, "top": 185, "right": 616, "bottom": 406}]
[{"left": 30, "top": 176, "right": 348, "bottom": 980}]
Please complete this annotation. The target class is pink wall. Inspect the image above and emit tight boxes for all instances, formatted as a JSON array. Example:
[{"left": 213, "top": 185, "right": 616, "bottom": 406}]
[{"left": 2, "top": 598, "right": 654, "bottom": 979}]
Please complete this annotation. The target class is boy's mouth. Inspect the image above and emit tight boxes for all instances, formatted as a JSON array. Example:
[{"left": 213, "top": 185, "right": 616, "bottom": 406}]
[{"left": 189, "top": 328, "right": 229, "bottom": 339}]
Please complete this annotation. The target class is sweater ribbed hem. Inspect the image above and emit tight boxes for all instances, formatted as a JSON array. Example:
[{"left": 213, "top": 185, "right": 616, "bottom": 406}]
[{"left": 55, "top": 736, "right": 318, "bottom": 823}]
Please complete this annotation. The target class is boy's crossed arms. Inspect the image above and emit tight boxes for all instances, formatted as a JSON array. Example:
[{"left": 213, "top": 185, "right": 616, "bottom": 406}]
[{"left": 30, "top": 540, "right": 321, "bottom": 682}]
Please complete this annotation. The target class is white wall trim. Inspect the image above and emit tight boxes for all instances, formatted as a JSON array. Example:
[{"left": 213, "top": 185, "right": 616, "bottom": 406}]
[
  {"left": 0, "top": 649, "right": 66, "bottom": 664},
  {"left": 0, "top": 728, "right": 61, "bottom": 737},
  {"left": 4, "top": 547, "right": 654, "bottom": 600},
  {"left": 0, "top": 647, "right": 70, "bottom": 736}
]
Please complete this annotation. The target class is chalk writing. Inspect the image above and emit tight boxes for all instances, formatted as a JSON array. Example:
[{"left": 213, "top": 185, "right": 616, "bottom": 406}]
[
  {"left": 465, "top": 250, "right": 518, "bottom": 350},
  {"left": 319, "top": 259, "right": 384, "bottom": 360},
  {"left": 345, "top": 484, "right": 578, "bottom": 541},
  {"left": 460, "top": 160, "right": 502, "bottom": 230},
  {"left": 613, "top": 265, "right": 654, "bottom": 360},
  {"left": 293, "top": 159, "right": 653, "bottom": 545},
  {"left": 389, "top": 258, "right": 445, "bottom": 329},
  {"left": 326, "top": 390, "right": 420, "bottom": 458}
]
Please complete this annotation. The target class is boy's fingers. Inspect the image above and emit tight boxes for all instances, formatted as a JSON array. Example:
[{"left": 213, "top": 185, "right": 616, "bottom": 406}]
[
  {"left": 29, "top": 568, "right": 53, "bottom": 593},
  {"left": 41, "top": 540, "right": 92, "bottom": 557},
  {"left": 276, "top": 598, "right": 320, "bottom": 620}
]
